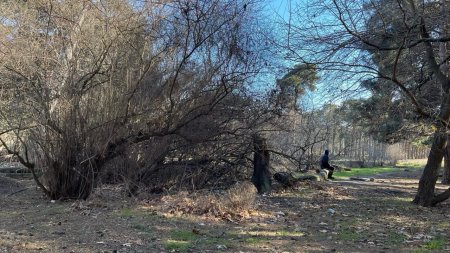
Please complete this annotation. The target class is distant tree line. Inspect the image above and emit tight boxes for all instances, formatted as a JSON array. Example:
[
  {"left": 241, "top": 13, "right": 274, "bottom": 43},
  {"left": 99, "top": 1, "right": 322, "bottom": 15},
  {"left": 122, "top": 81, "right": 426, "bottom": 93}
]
[{"left": 267, "top": 106, "right": 429, "bottom": 173}]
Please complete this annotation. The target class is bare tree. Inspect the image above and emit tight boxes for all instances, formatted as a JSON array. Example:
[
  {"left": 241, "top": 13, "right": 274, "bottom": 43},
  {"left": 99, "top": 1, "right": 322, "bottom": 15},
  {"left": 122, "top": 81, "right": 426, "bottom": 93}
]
[{"left": 0, "top": 0, "right": 268, "bottom": 199}]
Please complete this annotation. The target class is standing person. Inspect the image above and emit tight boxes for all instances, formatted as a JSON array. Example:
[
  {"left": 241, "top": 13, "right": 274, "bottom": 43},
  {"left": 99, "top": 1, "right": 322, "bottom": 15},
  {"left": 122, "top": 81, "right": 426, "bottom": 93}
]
[{"left": 320, "top": 150, "right": 335, "bottom": 179}]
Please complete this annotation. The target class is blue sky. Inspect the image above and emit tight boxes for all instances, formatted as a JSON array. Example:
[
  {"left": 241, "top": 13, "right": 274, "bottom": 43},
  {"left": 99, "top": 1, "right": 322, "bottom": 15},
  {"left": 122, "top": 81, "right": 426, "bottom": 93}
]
[{"left": 268, "top": 0, "right": 292, "bottom": 19}]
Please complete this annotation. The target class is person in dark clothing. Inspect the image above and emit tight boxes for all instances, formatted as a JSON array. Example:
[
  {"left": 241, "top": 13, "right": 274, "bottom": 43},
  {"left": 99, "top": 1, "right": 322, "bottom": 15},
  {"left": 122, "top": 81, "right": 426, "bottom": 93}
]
[{"left": 320, "top": 150, "right": 335, "bottom": 179}]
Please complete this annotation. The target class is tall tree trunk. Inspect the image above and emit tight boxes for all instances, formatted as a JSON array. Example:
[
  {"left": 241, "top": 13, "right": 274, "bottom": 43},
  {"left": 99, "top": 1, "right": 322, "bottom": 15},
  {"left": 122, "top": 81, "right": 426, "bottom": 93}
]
[
  {"left": 439, "top": 0, "right": 450, "bottom": 185},
  {"left": 413, "top": 129, "right": 446, "bottom": 206},
  {"left": 252, "top": 134, "right": 271, "bottom": 193},
  {"left": 442, "top": 134, "right": 450, "bottom": 184},
  {"left": 414, "top": 95, "right": 450, "bottom": 206}
]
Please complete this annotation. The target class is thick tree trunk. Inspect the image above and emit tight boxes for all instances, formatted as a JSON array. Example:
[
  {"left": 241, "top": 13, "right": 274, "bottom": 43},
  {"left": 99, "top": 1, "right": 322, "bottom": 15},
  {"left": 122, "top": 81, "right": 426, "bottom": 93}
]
[
  {"left": 414, "top": 94, "right": 450, "bottom": 206},
  {"left": 413, "top": 131, "right": 446, "bottom": 206},
  {"left": 439, "top": 0, "right": 450, "bottom": 185},
  {"left": 442, "top": 134, "right": 450, "bottom": 184},
  {"left": 252, "top": 134, "right": 271, "bottom": 193}
]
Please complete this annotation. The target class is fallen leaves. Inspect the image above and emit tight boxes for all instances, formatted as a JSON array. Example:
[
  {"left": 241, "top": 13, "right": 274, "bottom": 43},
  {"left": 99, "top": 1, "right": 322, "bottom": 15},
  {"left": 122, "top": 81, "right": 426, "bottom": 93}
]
[{"left": 1, "top": 169, "right": 449, "bottom": 252}]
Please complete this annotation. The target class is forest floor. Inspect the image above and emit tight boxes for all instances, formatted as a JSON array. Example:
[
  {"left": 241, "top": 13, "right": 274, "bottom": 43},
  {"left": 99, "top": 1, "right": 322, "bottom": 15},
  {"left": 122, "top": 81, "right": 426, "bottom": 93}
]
[{"left": 1, "top": 167, "right": 450, "bottom": 253}]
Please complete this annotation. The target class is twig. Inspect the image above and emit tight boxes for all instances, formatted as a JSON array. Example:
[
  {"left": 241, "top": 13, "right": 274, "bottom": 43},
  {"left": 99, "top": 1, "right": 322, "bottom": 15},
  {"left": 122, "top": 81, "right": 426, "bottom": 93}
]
[{"left": 7, "top": 188, "right": 28, "bottom": 197}]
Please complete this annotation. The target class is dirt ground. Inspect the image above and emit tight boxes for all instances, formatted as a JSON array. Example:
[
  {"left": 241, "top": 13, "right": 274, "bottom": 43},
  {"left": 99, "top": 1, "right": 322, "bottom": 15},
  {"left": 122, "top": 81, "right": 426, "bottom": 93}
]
[{"left": 1, "top": 168, "right": 450, "bottom": 253}]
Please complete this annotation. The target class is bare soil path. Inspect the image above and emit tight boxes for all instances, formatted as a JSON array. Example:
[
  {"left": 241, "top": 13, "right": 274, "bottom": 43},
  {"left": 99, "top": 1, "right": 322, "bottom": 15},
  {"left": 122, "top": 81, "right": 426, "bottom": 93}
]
[{"left": 1, "top": 168, "right": 449, "bottom": 253}]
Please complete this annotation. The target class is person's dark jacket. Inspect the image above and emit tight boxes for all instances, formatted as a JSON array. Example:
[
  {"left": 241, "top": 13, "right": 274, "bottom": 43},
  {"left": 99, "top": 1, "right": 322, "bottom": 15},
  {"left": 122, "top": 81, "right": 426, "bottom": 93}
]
[{"left": 320, "top": 150, "right": 331, "bottom": 169}]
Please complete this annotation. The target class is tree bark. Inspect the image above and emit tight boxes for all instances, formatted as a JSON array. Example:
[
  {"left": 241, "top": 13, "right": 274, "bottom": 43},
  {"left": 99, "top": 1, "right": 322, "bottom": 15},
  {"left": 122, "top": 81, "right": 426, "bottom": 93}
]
[
  {"left": 442, "top": 133, "right": 450, "bottom": 184},
  {"left": 413, "top": 94, "right": 450, "bottom": 206},
  {"left": 439, "top": 0, "right": 450, "bottom": 185},
  {"left": 251, "top": 134, "right": 271, "bottom": 193},
  {"left": 413, "top": 130, "right": 446, "bottom": 206}
]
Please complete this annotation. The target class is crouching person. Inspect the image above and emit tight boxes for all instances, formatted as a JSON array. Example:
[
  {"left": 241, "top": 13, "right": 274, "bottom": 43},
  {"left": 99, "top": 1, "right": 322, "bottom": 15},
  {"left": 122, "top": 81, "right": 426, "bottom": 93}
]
[{"left": 320, "top": 149, "right": 335, "bottom": 180}]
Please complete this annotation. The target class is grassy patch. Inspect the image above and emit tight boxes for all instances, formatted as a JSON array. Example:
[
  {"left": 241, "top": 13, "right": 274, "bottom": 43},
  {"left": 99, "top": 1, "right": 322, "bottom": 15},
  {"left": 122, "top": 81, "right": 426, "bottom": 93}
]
[
  {"left": 335, "top": 167, "right": 399, "bottom": 179},
  {"left": 336, "top": 220, "right": 364, "bottom": 242},
  {"left": 244, "top": 237, "right": 268, "bottom": 244},
  {"left": 274, "top": 230, "right": 305, "bottom": 237},
  {"left": 238, "top": 229, "right": 305, "bottom": 239},
  {"left": 412, "top": 237, "right": 446, "bottom": 253},
  {"left": 337, "top": 228, "right": 364, "bottom": 242},
  {"left": 164, "top": 229, "right": 200, "bottom": 252},
  {"left": 385, "top": 231, "right": 406, "bottom": 246},
  {"left": 424, "top": 237, "right": 446, "bottom": 250},
  {"left": 164, "top": 240, "right": 191, "bottom": 252},
  {"left": 378, "top": 197, "right": 412, "bottom": 206},
  {"left": 119, "top": 207, "right": 134, "bottom": 217},
  {"left": 0, "top": 210, "right": 20, "bottom": 218},
  {"left": 115, "top": 207, "right": 158, "bottom": 218},
  {"left": 226, "top": 231, "right": 270, "bottom": 246},
  {"left": 170, "top": 230, "right": 200, "bottom": 241}
]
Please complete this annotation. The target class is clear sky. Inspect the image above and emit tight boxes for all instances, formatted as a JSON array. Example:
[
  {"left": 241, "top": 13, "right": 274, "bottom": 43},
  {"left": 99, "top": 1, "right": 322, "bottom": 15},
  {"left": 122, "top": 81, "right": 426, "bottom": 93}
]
[{"left": 267, "top": 0, "right": 291, "bottom": 19}]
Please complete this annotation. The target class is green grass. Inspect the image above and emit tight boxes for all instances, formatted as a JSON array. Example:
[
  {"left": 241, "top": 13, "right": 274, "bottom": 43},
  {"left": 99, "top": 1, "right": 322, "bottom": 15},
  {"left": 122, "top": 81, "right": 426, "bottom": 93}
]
[
  {"left": 115, "top": 207, "right": 159, "bottom": 218},
  {"left": 333, "top": 159, "right": 426, "bottom": 179},
  {"left": 412, "top": 236, "right": 447, "bottom": 253},
  {"left": 336, "top": 220, "right": 364, "bottom": 242},
  {"left": 424, "top": 237, "right": 446, "bottom": 250},
  {"left": 385, "top": 231, "right": 407, "bottom": 246},
  {"left": 237, "top": 229, "right": 305, "bottom": 238},
  {"left": 170, "top": 230, "right": 200, "bottom": 241},
  {"left": 411, "top": 236, "right": 446, "bottom": 253},
  {"left": 337, "top": 229, "right": 364, "bottom": 241},
  {"left": 335, "top": 167, "right": 400, "bottom": 179},
  {"left": 164, "top": 240, "right": 191, "bottom": 252},
  {"left": 379, "top": 197, "right": 412, "bottom": 206},
  {"left": 164, "top": 230, "right": 200, "bottom": 252},
  {"left": 244, "top": 237, "right": 268, "bottom": 244},
  {"left": 119, "top": 207, "right": 134, "bottom": 217},
  {"left": 274, "top": 230, "right": 305, "bottom": 237}
]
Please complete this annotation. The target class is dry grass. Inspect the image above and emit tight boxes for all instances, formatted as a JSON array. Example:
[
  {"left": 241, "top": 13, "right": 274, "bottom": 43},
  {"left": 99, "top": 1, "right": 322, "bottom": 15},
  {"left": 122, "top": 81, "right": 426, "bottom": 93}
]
[
  {"left": 157, "top": 181, "right": 257, "bottom": 220},
  {"left": 223, "top": 181, "right": 257, "bottom": 211}
]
